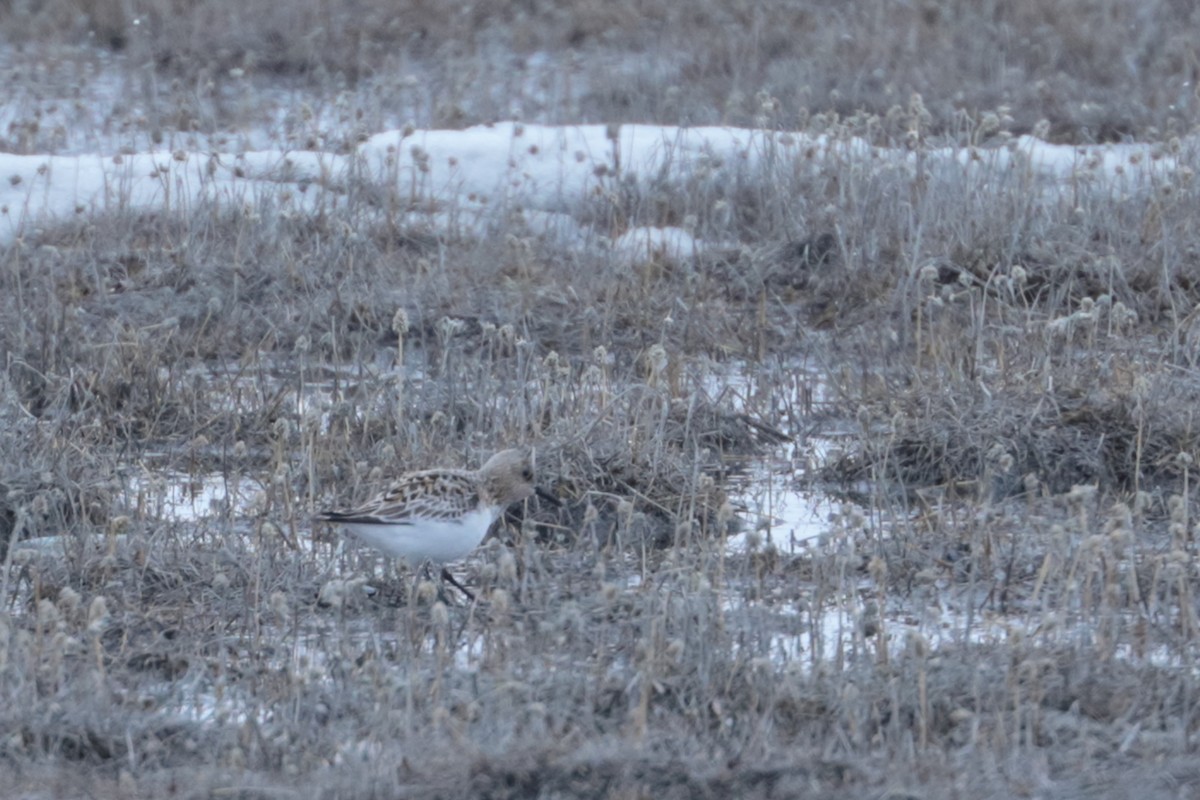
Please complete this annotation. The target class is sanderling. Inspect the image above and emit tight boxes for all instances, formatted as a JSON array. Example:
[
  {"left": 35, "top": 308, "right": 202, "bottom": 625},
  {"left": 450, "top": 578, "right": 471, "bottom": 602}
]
[{"left": 315, "top": 449, "right": 556, "bottom": 600}]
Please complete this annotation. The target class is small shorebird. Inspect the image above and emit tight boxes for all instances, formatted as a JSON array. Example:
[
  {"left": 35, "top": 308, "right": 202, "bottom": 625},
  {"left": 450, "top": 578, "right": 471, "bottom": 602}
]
[{"left": 314, "top": 449, "right": 555, "bottom": 600}]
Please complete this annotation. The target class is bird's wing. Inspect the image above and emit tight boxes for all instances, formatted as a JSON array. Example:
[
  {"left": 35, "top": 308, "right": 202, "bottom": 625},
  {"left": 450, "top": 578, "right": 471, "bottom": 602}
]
[{"left": 317, "top": 470, "right": 481, "bottom": 525}]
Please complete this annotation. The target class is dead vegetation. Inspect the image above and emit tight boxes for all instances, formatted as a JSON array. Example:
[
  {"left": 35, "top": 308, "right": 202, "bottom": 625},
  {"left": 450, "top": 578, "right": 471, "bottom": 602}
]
[
  {"left": 4, "top": 139, "right": 1200, "bottom": 794},
  {"left": 5, "top": 3, "right": 1200, "bottom": 799},
  {"left": 3, "top": 0, "right": 1197, "bottom": 144}
]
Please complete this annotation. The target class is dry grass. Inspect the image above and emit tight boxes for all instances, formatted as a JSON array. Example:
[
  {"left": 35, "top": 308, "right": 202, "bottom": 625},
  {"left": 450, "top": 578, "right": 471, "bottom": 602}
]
[
  {"left": 4, "top": 3, "right": 1200, "bottom": 798},
  {"left": 4, "top": 140, "right": 1200, "bottom": 795},
  {"left": 1, "top": 0, "right": 1197, "bottom": 152}
]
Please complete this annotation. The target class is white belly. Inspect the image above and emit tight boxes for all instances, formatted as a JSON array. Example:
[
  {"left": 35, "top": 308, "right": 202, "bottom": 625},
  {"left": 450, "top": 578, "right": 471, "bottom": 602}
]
[{"left": 339, "top": 507, "right": 497, "bottom": 565}]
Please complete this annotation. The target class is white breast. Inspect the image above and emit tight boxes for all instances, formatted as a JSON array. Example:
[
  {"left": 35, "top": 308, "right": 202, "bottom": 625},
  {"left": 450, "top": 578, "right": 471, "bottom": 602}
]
[{"left": 338, "top": 506, "right": 499, "bottom": 564}]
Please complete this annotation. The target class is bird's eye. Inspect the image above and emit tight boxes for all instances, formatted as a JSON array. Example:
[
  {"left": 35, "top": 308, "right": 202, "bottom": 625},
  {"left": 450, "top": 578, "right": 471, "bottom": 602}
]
[{"left": 522, "top": 467, "right": 534, "bottom": 481}]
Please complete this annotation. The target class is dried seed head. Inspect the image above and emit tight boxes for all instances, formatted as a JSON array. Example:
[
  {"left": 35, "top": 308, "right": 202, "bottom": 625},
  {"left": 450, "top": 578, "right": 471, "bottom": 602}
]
[
  {"left": 498, "top": 551, "right": 518, "bottom": 583},
  {"left": 87, "top": 596, "right": 109, "bottom": 633},
  {"left": 392, "top": 308, "right": 410, "bottom": 336},
  {"left": 665, "top": 638, "right": 685, "bottom": 660},
  {"left": 645, "top": 344, "right": 669, "bottom": 380},
  {"left": 1169, "top": 494, "right": 1186, "bottom": 523},
  {"left": 416, "top": 580, "right": 438, "bottom": 604},
  {"left": 1067, "top": 484, "right": 1097, "bottom": 505},
  {"left": 860, "top": 602, "right": 880, "bottom": 637},
  {"left": 1164, "top": 550, "right": 1188, "bottom": 581},
  {"left": 1112, "top": 302, "right": 1138, "bottom": 330},
  {"left": 37, "top": 599, "right": 60, "bottom": 630},
  {"left": 1107, "top": 502, "right": 1133, "bottom": 533},
  {"left": 867, "top": 555, "right": 888, "bottom": 585},
  {"left": 437, "top": 316, "right": 465, "bottom": 340},
  {"left": 1081, "top": 534, "right": 1107, "bottom": 557},
  {"left": 716, "top": 500, "right": 734, "bottom": 530},
  {"left": 1108, "top": 527, "right": 1132, "bottom": 558},
  {"left": 57, "top": 587, "right": 81, "bottom": 616},
  {"left": 431, "top": 601, "right": 449, "bottom": 627},
  {"left": 271, "top": 417, "right": 296, "bottom": 440},
  {"left": 490, "top": 588, "right": 510, "bottom": 613}
]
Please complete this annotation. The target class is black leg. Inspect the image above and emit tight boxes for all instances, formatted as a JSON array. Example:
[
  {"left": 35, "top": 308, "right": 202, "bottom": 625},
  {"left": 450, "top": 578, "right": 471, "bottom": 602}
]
[
  {"left": 440, "top": 567, "right": 476, "bottom": 602},
  {"left": 407, "top": 561, "right": 454, "bottom": 606}
]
